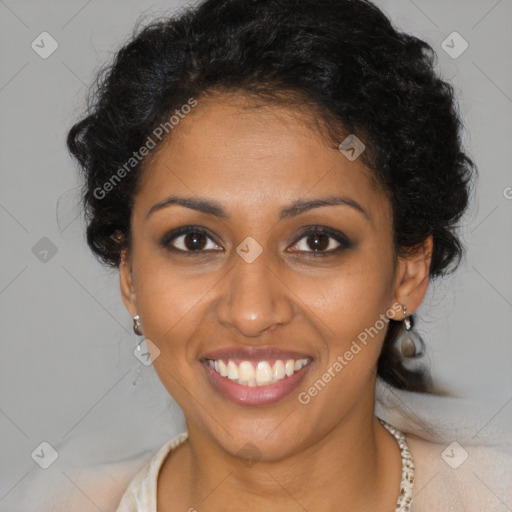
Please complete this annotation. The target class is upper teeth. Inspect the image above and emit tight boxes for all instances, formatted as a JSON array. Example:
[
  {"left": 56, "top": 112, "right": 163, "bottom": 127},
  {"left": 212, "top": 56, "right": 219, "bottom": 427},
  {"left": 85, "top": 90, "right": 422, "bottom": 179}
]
[{"left": 207, "top": 358, "right": 310, "bottom": 386}]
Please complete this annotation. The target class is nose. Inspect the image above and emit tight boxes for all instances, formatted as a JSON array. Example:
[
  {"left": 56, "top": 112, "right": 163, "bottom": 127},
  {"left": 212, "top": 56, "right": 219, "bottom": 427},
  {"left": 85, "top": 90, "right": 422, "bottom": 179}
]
[{"left": 214, "top": 249, "right": 295, "bottom": 338}]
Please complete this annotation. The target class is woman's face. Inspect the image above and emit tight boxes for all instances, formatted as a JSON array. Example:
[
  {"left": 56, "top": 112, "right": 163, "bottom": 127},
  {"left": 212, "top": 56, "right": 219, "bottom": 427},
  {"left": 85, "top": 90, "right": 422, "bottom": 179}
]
[{"left": 120, "top": 93, "right": 426, "bottom": 460}]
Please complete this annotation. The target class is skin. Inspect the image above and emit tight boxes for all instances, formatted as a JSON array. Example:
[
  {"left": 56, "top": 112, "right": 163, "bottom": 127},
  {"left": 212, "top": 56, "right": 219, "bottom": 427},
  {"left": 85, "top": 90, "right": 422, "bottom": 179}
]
[{"left": 119, "top": 91, "right": 433, "bottom": 511}]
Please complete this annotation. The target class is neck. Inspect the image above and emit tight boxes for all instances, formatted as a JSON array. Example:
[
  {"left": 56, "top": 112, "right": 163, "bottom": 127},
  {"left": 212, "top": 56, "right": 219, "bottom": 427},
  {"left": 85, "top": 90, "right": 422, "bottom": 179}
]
[{"left": 159, "top": 388, "right": 403, "bottom": 511}]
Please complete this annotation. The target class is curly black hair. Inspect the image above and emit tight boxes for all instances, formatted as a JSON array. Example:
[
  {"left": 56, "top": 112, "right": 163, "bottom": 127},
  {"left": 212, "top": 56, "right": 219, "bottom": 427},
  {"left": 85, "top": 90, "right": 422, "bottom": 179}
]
[{"left": 66, "top": 0, "right": 476, "bottom": 394}]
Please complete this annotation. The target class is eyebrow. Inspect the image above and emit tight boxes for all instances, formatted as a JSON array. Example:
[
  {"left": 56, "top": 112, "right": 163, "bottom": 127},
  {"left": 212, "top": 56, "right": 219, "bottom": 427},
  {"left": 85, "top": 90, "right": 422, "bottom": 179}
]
[{"left": 145, "top": 194, "right": 370, "bottom": 223}]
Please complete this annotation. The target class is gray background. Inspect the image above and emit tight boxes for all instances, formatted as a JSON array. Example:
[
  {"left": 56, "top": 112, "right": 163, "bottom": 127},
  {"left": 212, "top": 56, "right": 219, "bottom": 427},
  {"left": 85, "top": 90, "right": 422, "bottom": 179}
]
[{"left": 1, "top": 0, "right": 511, "bottom": 510}]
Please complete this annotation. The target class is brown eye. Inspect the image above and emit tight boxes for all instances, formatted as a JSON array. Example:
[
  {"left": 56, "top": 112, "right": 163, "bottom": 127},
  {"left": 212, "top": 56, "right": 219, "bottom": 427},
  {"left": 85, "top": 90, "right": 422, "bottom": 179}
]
[
  {"left": 182, "top": 231, "right": 208, "bottom": 250},
  {"left": 161, "top": 226, "right": 222, "bottom": 253},
  {"left": 304, "top": 233, "right": 331, "bottom": 252},
  {"left": 288, "top": 226, "right": 352, "bottom": 256}
]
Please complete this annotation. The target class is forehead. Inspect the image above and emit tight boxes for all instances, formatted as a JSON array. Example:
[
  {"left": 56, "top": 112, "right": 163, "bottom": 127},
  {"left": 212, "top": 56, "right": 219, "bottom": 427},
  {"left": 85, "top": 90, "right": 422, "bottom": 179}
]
[{"left": 134, "top": 93, "right": 390, "bottom": 225}]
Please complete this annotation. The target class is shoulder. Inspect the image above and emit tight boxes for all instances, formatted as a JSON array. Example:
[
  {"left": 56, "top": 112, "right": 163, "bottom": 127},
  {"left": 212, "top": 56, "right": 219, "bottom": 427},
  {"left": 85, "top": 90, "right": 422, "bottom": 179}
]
[
  {"left": 115, "top": 432, "right": 188, "bottom": 512},
  {"left": 7, "top": 433, "right": 189, "bottom": 512},
  {"left": 405, "top": 432, "right": 512, "bottom": 512},
  {"left": 4, "top": 450, "right": 155, "bottom": 512}
]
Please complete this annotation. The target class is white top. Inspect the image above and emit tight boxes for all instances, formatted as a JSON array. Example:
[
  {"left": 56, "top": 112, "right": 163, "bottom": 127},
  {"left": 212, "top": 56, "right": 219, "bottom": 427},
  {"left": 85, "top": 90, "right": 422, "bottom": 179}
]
[{"left": 115, "top": 432, "right": 188, "bottom": 512}]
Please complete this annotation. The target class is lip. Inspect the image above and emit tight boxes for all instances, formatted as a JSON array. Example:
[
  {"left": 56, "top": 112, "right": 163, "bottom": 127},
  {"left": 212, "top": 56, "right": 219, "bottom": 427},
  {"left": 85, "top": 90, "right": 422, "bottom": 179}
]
[{"left": 201, "top": 350, "right": 313, "bottom": 406}]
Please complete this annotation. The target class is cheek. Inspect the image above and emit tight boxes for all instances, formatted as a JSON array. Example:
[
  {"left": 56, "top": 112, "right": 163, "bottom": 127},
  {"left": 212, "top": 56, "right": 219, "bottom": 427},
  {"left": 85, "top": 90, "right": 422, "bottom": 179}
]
[
  {"left": 296, "top": 256, "right": 394, "bottom": 348},
  {"left": 291, "top": 282, "right": 391, "bottom": 423},
  {"left": 131, "top": 253, "right": 232, "bottom": 408},
  {"left": 291, "top": 255, "right": 394, "bottom": 402},
  {"left": 134, "top": 269, "right": 207, "bottom": 418},
  {"left": 133, "top": 246, "right": 211, "bottom": 338},
  {"left": 131, "top": 262, "right": 206, "bottom": 393}
]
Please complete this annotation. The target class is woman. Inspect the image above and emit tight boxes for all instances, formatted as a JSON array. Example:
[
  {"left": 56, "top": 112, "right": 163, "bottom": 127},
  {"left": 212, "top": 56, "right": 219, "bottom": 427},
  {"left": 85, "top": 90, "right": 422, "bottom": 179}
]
[{"left": 66, "top": 0, "right": 506, "bottom": 510}]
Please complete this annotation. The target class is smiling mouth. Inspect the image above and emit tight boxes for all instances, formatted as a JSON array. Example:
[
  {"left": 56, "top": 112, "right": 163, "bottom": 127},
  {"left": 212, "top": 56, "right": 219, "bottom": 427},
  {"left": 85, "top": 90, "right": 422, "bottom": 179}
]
[{"left": 203, "top": 357, "right": 312, "bottom": 387}]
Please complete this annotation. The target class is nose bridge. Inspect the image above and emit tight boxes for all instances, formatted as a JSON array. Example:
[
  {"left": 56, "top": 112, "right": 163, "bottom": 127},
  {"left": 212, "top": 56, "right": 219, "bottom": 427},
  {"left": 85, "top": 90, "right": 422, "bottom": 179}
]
[{"left": 215, "top": 240, "right": 294, "bottom": 337}]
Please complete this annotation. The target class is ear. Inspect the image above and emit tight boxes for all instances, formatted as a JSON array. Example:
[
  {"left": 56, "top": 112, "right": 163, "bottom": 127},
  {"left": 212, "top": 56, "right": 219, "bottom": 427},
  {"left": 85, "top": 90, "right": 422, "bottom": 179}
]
[
  {"left": 391, "top": 235, "right": 433, "bottom": 317},
  {"left": 119, "top": 249, "right": 138, "bottom": 317}
]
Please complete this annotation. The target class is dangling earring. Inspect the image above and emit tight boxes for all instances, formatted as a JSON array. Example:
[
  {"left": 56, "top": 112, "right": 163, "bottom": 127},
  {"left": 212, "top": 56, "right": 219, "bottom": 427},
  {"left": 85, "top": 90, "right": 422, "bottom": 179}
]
[
  {"left": 397, "top": 304, "right": 424, "bottom": 358},
  {"left": 132, "top": 315, "right": 143, "bottom": 387},
  {"left": 133, "top": 314, "right": 143, "bottom": 336},
  {"left": 132, "top": 363, "right": 142, "bottom": 387}
]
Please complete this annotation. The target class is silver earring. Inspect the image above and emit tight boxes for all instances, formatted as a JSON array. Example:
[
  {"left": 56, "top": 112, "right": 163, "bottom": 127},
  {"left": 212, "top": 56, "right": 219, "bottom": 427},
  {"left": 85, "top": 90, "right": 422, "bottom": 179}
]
[
  {"left": 397, "top": 305, "right": 424, "bottom": 358},
  {"left": 133, "top": 315, "right": 143, "bottom": 336}
]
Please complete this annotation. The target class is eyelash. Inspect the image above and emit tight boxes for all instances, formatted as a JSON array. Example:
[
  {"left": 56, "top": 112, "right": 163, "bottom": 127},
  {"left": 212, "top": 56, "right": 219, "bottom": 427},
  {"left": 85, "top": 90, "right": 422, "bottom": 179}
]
[{"left": 160, "top": 225, "right": 352, "bottom": 257}]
